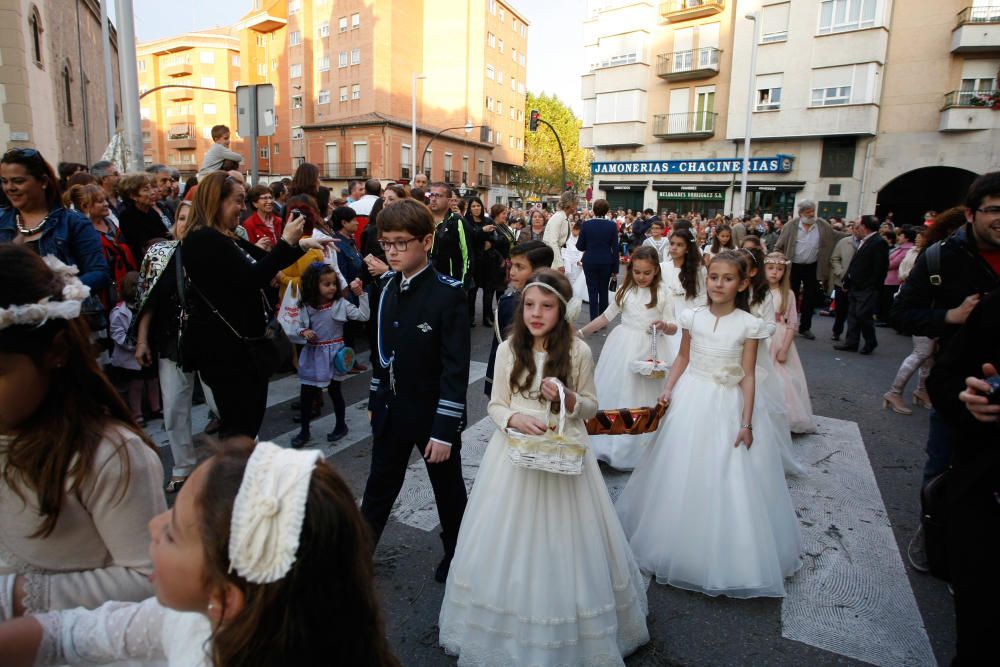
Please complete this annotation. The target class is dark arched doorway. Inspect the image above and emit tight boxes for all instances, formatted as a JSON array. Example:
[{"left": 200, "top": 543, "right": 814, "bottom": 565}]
[{"left": 876, "top": 166, "right": 977, "bottom": 225}]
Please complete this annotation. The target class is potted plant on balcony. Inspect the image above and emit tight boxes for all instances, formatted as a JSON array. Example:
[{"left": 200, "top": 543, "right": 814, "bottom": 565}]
[{"left": 970, "top": 90, "right": 1000, "bottom": 110}]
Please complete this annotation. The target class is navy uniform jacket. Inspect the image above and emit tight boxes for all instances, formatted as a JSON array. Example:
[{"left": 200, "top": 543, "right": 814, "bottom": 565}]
[
  {"left": 484, "top": 288, "right": 519, "bottom": 398},
  {"left": 368, "top": 266, "right": 471, "bottom": 446},
  {"left": 577, "top": 216, "right": 620, "bottom": 266}
]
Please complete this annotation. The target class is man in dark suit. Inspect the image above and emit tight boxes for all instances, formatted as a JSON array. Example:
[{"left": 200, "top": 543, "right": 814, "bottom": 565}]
[
  {"left": 835, "top": 215, "right": 889, "bottom": 354},
  {"left": 576, "top": 198, "right": 620, "bottom": 320}
]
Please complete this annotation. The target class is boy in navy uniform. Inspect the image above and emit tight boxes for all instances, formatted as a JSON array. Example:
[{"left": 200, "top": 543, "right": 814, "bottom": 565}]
[
  {"left": 362, "top": 199, "right": 470, "bottom": 582},
  {"left": 484, "top": 240, "right": 553, "bottom": 397}
]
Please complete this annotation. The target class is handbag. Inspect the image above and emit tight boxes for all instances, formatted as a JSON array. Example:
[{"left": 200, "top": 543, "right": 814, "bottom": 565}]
[
  {"left": 505, "top": 380, "right": 586, "bottom": 475},
  {"left": 276, "top": 282, "right": 306, "bottom": 344},
  {"left": 608, "top": 272, "right": 618, "bottom": 292},
  {"left": 586, "top": 403, "right": 667, "bottom": 436},
  {"left": 629, "top": 323, "right": 670, "bottom": 379}
]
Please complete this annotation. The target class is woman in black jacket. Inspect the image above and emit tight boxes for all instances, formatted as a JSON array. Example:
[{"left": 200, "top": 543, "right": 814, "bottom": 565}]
[
  {"left": 465, "top": 196, "right": 506, "bottom": 326},
  {"left": 118, "top": 171, "right": 172, "bottom": 264},
  {"left": 181, "top": 172, "right": 325, "bottom": 438}
]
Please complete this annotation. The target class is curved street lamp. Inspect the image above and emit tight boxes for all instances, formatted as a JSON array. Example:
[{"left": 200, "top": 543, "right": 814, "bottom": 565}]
[{"left": 418, "top": 122, "right": 486, "bottom": 183}]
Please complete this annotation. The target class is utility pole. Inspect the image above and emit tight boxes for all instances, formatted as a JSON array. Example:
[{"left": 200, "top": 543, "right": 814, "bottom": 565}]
[
  {"left": 529, "top": 109, "right": 567, "bottom": 192},
  {"left": 114, "top": 0, "right": 143, "bottom": 170},
  {"left": 100, "top": 0, "right": 116, "bottom": 141}
]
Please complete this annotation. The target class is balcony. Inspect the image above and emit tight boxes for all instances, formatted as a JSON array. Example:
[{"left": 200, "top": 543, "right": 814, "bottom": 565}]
[
  {"left": 320, "top": 162, "right": 369, "bottom": 179},
  {"left": 952, "top": 5, "right": 1000, "bottom": 53},
  {"left": 164, "top": 61, "right": 193, "bottom": 78},
  {"left": 592, "top": 121, "right": 646, "bottom": 147},
  {"left": 940, "top": 89, "right": 1000, "bottom": 131},
  {"left": 652, "top": 112, "right": 717, "bottom": 140},
  {"left": 168, "top": 87, "right": 194, "bottom": 102},
  {"left": 401, "top": 166, "right": 411, "bottom": 180},
  {"left": 656, "top": 48, "right": 721, "bottom": 81},
  {"left": 444, "top": 169, "right": 457, "bottom": 184},
  {"left": 477, "top": 174, "right": 491, "bottom": 188},
  {"left": 167, "top": 137, "right": 198, "bottom": 150},
  {"left": 660, "top": 0, "right": 724, "bottom": 22}
]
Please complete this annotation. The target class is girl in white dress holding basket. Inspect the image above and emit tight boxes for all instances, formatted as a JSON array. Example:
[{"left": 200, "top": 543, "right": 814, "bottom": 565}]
[
  {"left": 660, "top": 228, "right": 707, "bottom": 361},
  {"left": 440, "top": 269, "right": 649, "bottom": 667},
  {"left": 617, "top": 251, "right": 803, "bottom": 598},
  {"left": 578, "top": 247, "right": 677, "bottom": 470}
]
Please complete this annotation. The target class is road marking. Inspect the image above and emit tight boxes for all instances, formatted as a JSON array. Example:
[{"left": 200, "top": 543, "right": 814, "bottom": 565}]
[
  {"left": 783, "top": 416, "right": 935, "bottom": 666},
  {"left": 391, "top": 413, "right": 934, "bottom": 667}
]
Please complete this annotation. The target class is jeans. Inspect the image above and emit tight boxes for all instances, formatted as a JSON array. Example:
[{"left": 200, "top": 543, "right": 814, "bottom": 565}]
[
  {"left": 583, "top": 263, "right": 614, "bottom": 320},
  {"left": 889, "top": 336, "right": 935, "bottom": 394},
  {"left": 158, "top": 359, "right": 218, "bottom": 477},
  {"left": 790, "top": 262, "right": 820, "bottom": 333},
  {"left": 923, "top": 409, "right": 954, "bottom": 482}
]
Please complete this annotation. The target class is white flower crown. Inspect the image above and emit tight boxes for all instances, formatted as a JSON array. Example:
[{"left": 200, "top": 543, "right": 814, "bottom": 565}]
[{"left": 0, "top": 256, "right": 90, "bottom": 331}]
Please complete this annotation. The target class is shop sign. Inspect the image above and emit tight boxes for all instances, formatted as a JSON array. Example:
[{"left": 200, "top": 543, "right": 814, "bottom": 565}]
[
  {"left": 657, "top": 190, "right": 725, "bottom": 200},
  {"left": 592, "top": 155, "right": 794, "bottom": 176}
]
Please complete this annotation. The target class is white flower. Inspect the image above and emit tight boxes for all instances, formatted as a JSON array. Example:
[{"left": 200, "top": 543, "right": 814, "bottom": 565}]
[{"left": 712, "top": 365, "right": 745, "bottom": 387}]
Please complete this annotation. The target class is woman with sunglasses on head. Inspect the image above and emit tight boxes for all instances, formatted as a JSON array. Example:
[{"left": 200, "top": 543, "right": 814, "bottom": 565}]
[{"left": 0, "top": 148, "right": 109, "bottom": 293}]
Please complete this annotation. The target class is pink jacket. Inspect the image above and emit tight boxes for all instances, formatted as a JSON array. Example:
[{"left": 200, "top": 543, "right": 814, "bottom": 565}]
[{"left": 885, "top": 242, "right": 913, "bottom": 286}]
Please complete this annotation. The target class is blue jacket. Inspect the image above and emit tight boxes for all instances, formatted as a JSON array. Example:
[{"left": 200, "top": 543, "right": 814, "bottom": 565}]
[
  {"left": 0, "top": 206, "right": 110, "bottom": 291},
  {"left": 576, "top": 216, "right": 620, "bottom": 266}
]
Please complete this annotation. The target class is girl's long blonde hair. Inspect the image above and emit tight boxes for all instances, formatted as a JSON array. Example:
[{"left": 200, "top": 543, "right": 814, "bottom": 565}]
[{"left": 764, "top": 251, "right": 792, "bottom": 316}]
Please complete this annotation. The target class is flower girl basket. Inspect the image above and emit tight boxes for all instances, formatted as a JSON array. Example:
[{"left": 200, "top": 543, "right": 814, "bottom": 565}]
[
  {"left": 628, "top": 323, "right": 670, "bottom": 379},
  {"left": 585, "top": 403, "right": 667, "bottom": 436},
  {"left": 505, "top": 380, "right": 586, "bottom": 475}
]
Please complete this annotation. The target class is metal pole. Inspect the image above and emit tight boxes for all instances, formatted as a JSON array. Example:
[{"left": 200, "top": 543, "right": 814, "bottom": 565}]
[
  {"left": 538, "top": 119, "right": 566, "bottom": 191},
  {"left": 411, "top": 72, "right": 418, "bottom": 179},
  {"left": 100, "top": 0, "right": 116, "bottom": 141},
  {"left": 250, "top": 85, "right": 260, "bottom": 186},
  {"left": 738, "top": 12, "right": 760, "bottom": 218},
  {"left": 114, "top": 0, "right": 143, "bottom": 170}
]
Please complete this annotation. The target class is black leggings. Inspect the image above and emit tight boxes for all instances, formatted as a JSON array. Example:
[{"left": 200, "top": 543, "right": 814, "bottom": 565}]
[{"left": 298, "top": 381, "right": 345, "bottom": 433}]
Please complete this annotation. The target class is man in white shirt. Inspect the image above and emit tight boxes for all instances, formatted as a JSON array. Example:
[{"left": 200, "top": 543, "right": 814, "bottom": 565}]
[{"left": 542, "top": 191, "right": 577, "bottom": 271}]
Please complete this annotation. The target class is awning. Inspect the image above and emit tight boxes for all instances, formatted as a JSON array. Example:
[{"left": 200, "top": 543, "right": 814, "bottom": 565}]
[{"left": 744, "top": 181, "right": 806, "bottom": 192}]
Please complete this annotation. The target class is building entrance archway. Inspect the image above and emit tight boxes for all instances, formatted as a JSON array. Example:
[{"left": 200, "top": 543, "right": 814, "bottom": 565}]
[{"left": 876, "top": 167, "right": 977, "bottom": 225}]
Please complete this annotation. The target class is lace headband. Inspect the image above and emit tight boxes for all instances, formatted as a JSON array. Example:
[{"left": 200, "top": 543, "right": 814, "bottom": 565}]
[
  {"left": 763, "top": 257, "right": 791, "bottom": 266},
  {"left": 0, "top": 256, "right": 90, "bottom": 330},
  {"left": 523, "top": 281, "right": 582, "bottom": 323},
  {"left": 228, "top": 442, "right": 321, "bottom": 584}
]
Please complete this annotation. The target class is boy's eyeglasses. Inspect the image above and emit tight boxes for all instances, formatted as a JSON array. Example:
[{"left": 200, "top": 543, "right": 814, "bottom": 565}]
[{"left": 378, "top": 237, "right": 422, "bottom": 252}]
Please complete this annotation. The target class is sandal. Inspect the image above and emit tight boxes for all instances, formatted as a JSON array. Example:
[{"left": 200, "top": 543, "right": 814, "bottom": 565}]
[{"left": 165, "top": 477, "right": 187, "bottom": 494}]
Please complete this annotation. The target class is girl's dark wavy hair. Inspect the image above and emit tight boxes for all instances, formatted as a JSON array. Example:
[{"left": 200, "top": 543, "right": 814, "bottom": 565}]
[
  {"left": 0, "top": 245, "right": 154, "bottom": 537},
  {"left": 299, "top": 262, "right": 340, "bottom": 309},
  {"left": 710, "top": 223, "right": 736, "bottom": 254},
  {"left": 707, "top": 250, "right": 751, "bottom": 313},
  {"left": 739, "top": 246, "right": 768, "bottom": 308},
  {"left": 616, "top": 246, "right": 661, "bottom": 309},
  {"left": 670, "top": 228, "right": 702, "bottom": 300},
  {"left": 198, "top": 439, "right": 401, "bottom": 667}
]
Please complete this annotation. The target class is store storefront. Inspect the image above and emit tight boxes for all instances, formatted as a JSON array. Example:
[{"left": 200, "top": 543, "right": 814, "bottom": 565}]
[
  {"left": 653, "top": 182, "right": 728, "bottom": 217},
  {"left": 737, "top": 182, "right": 806, "bottom": 221},
  {"left": 597, "top": 181, "right": 647, "bottom": 212}
]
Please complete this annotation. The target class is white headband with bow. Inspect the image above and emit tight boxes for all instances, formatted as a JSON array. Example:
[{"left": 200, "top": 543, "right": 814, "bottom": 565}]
[{"left": 523, "top": 281, "right": 582, "bottom": 323}]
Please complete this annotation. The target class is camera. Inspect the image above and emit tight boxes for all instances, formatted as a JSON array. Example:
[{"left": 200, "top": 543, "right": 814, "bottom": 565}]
[{"left": 986, "top": 375, "right": 1000, "bottom": 405}]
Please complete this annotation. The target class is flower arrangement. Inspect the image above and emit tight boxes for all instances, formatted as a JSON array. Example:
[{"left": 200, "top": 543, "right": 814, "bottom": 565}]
[{"left": 969, "top": 90, "right": 1000, "bottom": 110}]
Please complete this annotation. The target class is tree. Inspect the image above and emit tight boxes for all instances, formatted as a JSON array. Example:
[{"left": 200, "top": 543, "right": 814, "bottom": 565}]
[{"left": 520, "top": 91, "right": 591, "bottom": 200}]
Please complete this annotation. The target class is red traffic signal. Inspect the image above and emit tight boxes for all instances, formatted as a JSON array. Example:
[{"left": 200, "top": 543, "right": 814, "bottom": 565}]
[{"left": 529, "top": 109, "right": 540, "bottom": 132}]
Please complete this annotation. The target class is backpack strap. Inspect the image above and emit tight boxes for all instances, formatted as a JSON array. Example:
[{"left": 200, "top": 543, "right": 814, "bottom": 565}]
[{"left": 925, "top": 240, "right": 943, "bottom": 286}]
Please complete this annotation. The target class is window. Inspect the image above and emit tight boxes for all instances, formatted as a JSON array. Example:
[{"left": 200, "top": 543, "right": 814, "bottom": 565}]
[
  {"left": 518, "top": 109, "right": 524, "bottom": 121},
  {"left": 811, "top": 85, "right": 851, "bottom": 106},
  {"left": 960, "top": 77, "right": 997, "bottom": 104},
  {"left": 256, "top": 35, "right": 265, "bottom": 47},
  {"left": 339, "top": 51, "right": 348, "bottom": 67},
  {"left": 62, "top": 65, "right": 73, "bottom": 124},
  {"left": 29, "top": 7, "right": 43, "bottom": 66},
  {"left": 203, "top": 103, "right": 217, "bottom": 115},
  {"left": 318, "top": 90, "right": 330, "bottom": 104},
  {"left": 354, "top": 142, "right": 368, "bottom": 174},
  {"left": 292, "top": 95, "right": 303, "bottom": 108},
  {"left": 518, "top": 137, "right": 523, "bottom": 149},
  {"left": 499, "top": 8, "right": 505, "bottom": 22},
  {"left": 499, "top": 39, "right": 504, "bottom": 54},
  {"left": 401, "top": 144, "right": 412, "bottom": 178},
  {"left": 201, "top": 77, "right": 216, "bottom": 89},
  {"left": 818, "top": 0, "right": 880, "bottom": 35},
  {"left": 200, "top": 51, "right": 215, "bottom": 64},
  {"left": 290, "top": 31, "right": 302, "bottom": 46},
  {"left": 462, "top": 156, "right": 469, "bottom": 182},
  {"left": 496, "top": 101, "right": 503, "bottom": 115},
  {"left": 519, "top": 53, "right": 525, "bottom": 67},
  {"left": 513, "top": 18, "right": 518, "bottom": 32},
  {"left": 288, "top": 0, "right": 301, "bottom": 14},
  {"left": 272, "top": 58, "right": 278, "bottom": 70},
  {"left": 257, "top": 63, "right": 266, "bottom": 76},
  {"left": 810, "top": 63, "right": 877, "bottom": 106},
  {"left": 595, "top": 90, "right": 644, "bottom": 123},
  {"left": 488, "top": 32, "right": 495, "bottom": 48},
  {"left": 820, "top": 137, "right": 857, "bottom": 177},
  {"left": 489, "top": 0, "right": 497, "bottom": 15},
  {"left": 497, "top": 70, "right": 504, "bottom": 84},
  {"left": 445, "top": 152, "right": 453, "bottom": 174},
  {"left": 292, "top": 127, "right": 304, "bottom": 140},
  {"left": 351, "top": 48, "right": 360, "bottom": 65},
  {"left": 202, "top": 126, "right": 213, "bottom": 139},
  {"left": 260, "top": 147, "right": 269, "bottom": 158},
  {"left": 511, "top": 77, "right": 516, "bottom": 91},
  {"left": 351, "top": 84, "right": 360, "bottom": 100},
  {"left": 512, "top": 48, "right": 517, "bottom": 63},
  {"left": 755, "top": 74, "right": 783, "bottom": 111},
  {"left": 510, "top": 106, "right": 516, "bottom": 119},
  {"left": 761, "top": 3, "right": 790, "bottom": 43},
  {"left": 142, "top": 131, "right": 151, "bottom": 143},
  {"left": 319, "top": 22, "right": 330, "bottom": 37},
  {"left": 352, "top": 13, "right": 360, "bottom": 29},
  {"left": 423, "top": 149, "right": 433, "bottom": 177},
  {"left": 592, "top": 32, "right": 645, "bottom": 70},
  {"left": 486, "top": 96, "right": 493, "bottom": 111},
  {"left": 496, "top": 131, "right": 502, "bottom": 145},
  {"left": 518, "top": 82, "right": 525, "bottom": 94},
  {"left": 273, "top": 143, "right": 279, "bottom": 154},
  {"left": 141, "top": 107, "right": 151, "bottom": 120},
  {"left": 339, "top": 17, "right": 348, "bottom": 32},
  {"left": 486, "top": 64, "right": 495, "bottom": 80},
  {"left": 232, "top": 80, "right": 240, "bottom": 88},
  {"left": 509, "top": 136, "right": 515, "bottom": 148},
  {"left": 290, "top": 63, "right": 302, "bottom": 78},
  {"left": 319, "top": 55, "right": 330, "bottom": 71},
  {"left": 339, "top": 86, "right": 348, "bottom": 101},
  {"left": 478, "top": 159, "right": 485, "bottom": 179},
  {"left": 232, "top": 55, "right": 241, "bottom": 66},
  {"left": 138, "top": 60, "right": 146, "bottom": 72}
]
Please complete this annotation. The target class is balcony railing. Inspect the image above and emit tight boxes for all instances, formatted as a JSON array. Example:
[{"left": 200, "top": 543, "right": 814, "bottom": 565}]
[
  {"left": 957, "top": 5, "right": 1000, "bottom": 25},
  {"left": 461, "top": 171, "right": 469, "bottom": 184},
  {"left": 477, "top": 174, "right": 491, "bottom": 188},
  {"left": 167, "top": 137, "right": 197, "bottom": 150},
  {"left": 942, "top": 89, "right": 998, "bottom": 108},
  {"left": 164, "top": 62, "right": 193, "bottom": 78},
  {"left": 444, "top": 169, "right": 457, "bottom": 184},
  {"left": 661, "top": 0, "right": 724, "bottom": 21},
  {"left": 320, "top": 162, "right": 369, "bottom": 179},
  {"left": 401, "top": 166, "right": 411, "bottom": 180},
  {"left": 652, "top": 112, "right": 717, "bottom": 139},
  {"left": 656, "top": 47, "right": 721, "bottom": 80}
]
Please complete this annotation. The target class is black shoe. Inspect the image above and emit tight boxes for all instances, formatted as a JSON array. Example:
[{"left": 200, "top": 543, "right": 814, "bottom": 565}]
[
  {"left": 833, "top": 343, "right": 858, "bottom": 352},
  {"left": 291, "top": 431, "right": 310, "bottom": 449},
  {"left": 434, "top": 554, "right": 453, "bottom": 583},
  {"left": 326, "top": 424, "right": 349, "bottom": 442},
  {"left": 798, "top": 330, "right": 816, "bottom": 340},
  {"left": 470, "top": 322, "right": 477, "bottom": 328},
  {"left": 860, "top": 343, "right": 878, "bottom": 355},
  {"left": 831, "top": 334, "right": 841, "bottom": 341}
]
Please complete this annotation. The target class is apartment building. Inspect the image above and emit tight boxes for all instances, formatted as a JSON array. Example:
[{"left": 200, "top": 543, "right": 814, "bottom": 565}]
[
  {"left": 1, "top": 0, "right": 121, "bottom": 165},
  {"left": 137, "top": 30, "right": 246, "bottom": 176},
  {"left": 288, "top": 0, "right": 528, "bottom": 202}
]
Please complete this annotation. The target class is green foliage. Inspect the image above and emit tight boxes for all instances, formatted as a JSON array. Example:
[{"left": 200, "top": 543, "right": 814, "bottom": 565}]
[{"left": 515, "top": 91, "right": 591, "bottom": 201}]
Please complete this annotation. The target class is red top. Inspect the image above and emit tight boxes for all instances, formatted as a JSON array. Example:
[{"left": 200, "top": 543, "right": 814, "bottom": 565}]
[
  {"left": 243, "top": 211, "right": 283, "bottom": 246},
  {"left": 980, "top": 247, "right": 1000, "bottom": 279}
]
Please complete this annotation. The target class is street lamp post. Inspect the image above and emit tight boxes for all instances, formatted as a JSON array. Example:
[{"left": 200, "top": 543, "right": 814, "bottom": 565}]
[
  {"left": 411, "top": 73, "right": 426, "bottom": 180},
  {"left": 738, "top": 12, "right": 761, "bottom": 218},
  {"left": 418, "top": 123, "right": 483, "bottom": 183}
]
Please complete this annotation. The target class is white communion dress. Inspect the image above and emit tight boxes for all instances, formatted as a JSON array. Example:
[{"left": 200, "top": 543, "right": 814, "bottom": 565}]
[
  {"left": 439, "top": 340, "right": 650, "bottom": 666},
  {"left": 32, "top": 597, "right": 209, "bottom": 666},
  {"left": 769, "top": 287, "right": 818, "bottom": 434},
  {"left": 563, "top": 233, "right": 590, "bottom": 303},
  {"left": 589, "top": 285, "right": 675, "bottom": 470},
  {"left": 659, "top": 261, "right": 707, "bottom": 362},
  {"left": 616, "top": 307, "right": 803, "bottom": 598}
]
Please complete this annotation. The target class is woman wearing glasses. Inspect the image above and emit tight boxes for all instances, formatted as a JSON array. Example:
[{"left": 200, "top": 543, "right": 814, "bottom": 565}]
[{"left": 0, "top": 148, "right": 109, "bottom": 292}]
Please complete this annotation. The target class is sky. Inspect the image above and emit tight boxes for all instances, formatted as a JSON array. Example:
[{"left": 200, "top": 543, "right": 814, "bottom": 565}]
[{"left": 116, "top": 0, "right": 585, "bottom": 114}]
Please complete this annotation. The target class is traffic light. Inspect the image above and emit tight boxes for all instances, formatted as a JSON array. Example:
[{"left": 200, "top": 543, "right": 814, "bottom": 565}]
[
  {"left": 529, "top": 109, "right": 539, "bottom": 132},
  {"left": 565, "top": 181, "right": 573, "bottom": 190}
]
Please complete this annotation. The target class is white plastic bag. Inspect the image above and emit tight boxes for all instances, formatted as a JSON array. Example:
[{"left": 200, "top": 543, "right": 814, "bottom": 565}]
[{"left": 277, "top": 282, "right": 306, "bottom": 344}]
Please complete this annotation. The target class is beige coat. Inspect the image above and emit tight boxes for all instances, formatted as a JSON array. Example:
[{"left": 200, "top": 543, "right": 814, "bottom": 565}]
[
  {"left": 829, "top": 235, "right": 858, "bottom": 291},
  {"left": 773, "top": 217, "right": 845, "bottom": 284}
]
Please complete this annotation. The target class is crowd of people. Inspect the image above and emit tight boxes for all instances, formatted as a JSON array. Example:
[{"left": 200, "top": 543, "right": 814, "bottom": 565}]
[{"left": 0, "top": 138, "right": 996, "bottom": 665}]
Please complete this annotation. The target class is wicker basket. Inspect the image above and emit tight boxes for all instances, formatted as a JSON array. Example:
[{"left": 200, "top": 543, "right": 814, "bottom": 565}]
[
  {"left": 586, "top": 403, "right": 667, "bottom": 436},
  {"left": 506, "top": 380, "right": 585, "bottom": 475},
  {"left": 628, "top": 323, "right": 670, "bottom": 379}
]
